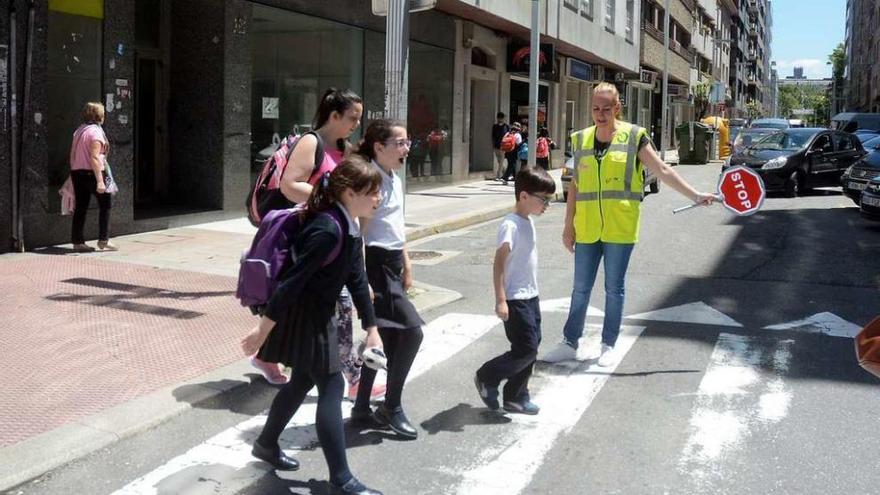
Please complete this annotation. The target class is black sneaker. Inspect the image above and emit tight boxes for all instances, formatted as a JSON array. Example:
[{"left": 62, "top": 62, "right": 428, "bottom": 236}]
[
  {"left": 473, "top": 374, "right": 500, "bottom": 410},
  {"left": 502, "top": 400, "right": 540, "bottom": 415},
  {"left": 331, "top": 476, "right": 383, "bottom": 495}
]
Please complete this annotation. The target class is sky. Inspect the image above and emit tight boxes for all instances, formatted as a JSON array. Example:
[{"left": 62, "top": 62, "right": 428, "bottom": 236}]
[{"left": 770, "top": 0, "right": 846, "bottom": 79}]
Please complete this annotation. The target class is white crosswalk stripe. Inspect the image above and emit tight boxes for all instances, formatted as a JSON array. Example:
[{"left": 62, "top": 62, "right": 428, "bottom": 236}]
[{"left": 113, "top": 313, "right": 499, "bottom": 495}]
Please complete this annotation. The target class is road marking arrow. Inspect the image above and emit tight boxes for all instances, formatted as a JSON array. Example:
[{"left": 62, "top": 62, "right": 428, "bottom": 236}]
[
  {"left": 627, "top": 302, "right": 743, "bottom": 327},
  {"left": 763, "top": 312, "right": 861, "bottom": 338}
]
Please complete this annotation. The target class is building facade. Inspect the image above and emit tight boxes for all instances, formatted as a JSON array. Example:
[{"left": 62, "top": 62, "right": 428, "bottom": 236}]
[
  {"left": 845, "top": 0, "right": 880, "bottom": 112},
  {"left": 0, "top": 0, "right": 644, "bottom": 252}
]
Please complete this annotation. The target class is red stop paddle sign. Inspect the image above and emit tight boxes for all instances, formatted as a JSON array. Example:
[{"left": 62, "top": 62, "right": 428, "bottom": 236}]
[
  {"left": 717, "top": 166, "right": 765, "bottom": 215},
  {"left": 673, "top": 165, "right": 766, "bottom": 215}
]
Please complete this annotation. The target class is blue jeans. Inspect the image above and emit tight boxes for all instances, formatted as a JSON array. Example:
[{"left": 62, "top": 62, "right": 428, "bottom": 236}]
[{"left": 562, "top": 241, "right": 635, "bottom": 348}]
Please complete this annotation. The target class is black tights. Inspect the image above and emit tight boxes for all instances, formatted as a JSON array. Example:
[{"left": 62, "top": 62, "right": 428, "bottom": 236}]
[
  {"left": 354, "top": 327, "right": 423, "bottom": 411},
  {"left": 257, "top": 370, "right": 351, "bottom": 486}
]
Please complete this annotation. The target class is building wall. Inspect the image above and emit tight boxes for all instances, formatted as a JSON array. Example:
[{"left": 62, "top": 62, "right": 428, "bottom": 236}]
[{"left": 641, "top": 32, "right": 691, "bottom": 84}]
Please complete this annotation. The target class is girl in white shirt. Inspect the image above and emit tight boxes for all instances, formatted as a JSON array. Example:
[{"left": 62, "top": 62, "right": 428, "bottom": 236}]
[{"left": 350, "top": 120, "right": 424, "bottom": 439}]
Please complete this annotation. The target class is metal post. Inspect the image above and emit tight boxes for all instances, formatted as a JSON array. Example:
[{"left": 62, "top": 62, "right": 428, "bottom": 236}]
[
  {"left": 660, "top": 0, "right": 670, "bottom": 161},
  {"left": 9, "top": 3, "right": 19, "bottom": 250},
  {"left": 528, "top": 0, "right": 539, "bottom": 169},
  {"left": 385, "top": 0, "right": 410, "bottom": 196}
]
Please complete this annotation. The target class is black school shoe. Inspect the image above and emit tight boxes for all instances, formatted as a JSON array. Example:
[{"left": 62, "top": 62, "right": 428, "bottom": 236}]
[
  {"left": 373, "top": 404, "right": 418, "bottom": 439},
  {"left": 251, "top": 440, "right": 300, "bottom": 470},
  {"left": 349, "top": 407, "right": 385, "bottom": 429},
  {"left": 331, "top": 476, "right": 383, "bottom": 495}
]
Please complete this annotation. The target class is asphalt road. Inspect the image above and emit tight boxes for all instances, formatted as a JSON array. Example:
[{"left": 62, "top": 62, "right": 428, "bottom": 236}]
[{"left": 9, "top": 163, "right": 880, "bottom": 495}]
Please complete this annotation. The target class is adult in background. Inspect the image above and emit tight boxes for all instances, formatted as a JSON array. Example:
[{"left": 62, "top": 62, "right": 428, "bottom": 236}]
[
  {"left": 491, "top": 112, "right": 510, "bottom": 181},
  {"left": 541, "top": 82, "right": 716, "bottom": 367},
  {"left": 69, "top": 102, "right": 117, "bottom": 252}
]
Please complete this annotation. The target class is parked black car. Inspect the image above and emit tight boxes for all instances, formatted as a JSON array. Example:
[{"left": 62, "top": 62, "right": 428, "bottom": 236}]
[
  {"left": 723, "top": 128, "right": 867, "bottom": 197},
  {"left": 841, "top": 137, "right": 880, "bottom": 203},
  {"left": 859, "top": 175, "right": 880, "bottom": 220}
]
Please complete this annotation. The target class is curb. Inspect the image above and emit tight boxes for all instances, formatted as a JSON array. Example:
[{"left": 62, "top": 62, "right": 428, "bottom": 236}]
[
  {"left": 406, "top": 204, "right": 513, "bottom": 242},
  {"left": 0, "top": 278, "right": 463, "bottom": 492}
]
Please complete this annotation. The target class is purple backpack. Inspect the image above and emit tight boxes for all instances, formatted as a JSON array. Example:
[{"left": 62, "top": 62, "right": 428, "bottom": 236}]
[{"left": 236, "top": 205, "right": 343, "bottom": 310}]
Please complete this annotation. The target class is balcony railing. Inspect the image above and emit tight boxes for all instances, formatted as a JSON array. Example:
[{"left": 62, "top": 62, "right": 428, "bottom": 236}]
[{"left": 642, "top": 21, "right": 694, "bottom": 63}]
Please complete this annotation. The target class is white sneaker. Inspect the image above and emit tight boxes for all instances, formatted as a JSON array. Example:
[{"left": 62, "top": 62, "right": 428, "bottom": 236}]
[
  {"left": 540, "top": 341, "right": 577, "bottom": 363},
  {"left": 597, "top": 344, "right": 618, "bottom": 367}
]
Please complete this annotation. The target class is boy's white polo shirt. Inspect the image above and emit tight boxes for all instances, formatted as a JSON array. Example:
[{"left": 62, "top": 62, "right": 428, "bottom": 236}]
[{"left": 497, "top": 212, "right": 538, "bottom": 300}]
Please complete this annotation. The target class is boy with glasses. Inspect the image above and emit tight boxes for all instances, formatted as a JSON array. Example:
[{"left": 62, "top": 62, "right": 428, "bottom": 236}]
[{"left": 475, "top": 167, "right": 556, "bottom": 415}]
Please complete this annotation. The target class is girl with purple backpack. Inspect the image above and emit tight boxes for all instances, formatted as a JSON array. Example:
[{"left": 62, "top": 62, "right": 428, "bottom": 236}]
[
  {"left": 241, "top": 157, "right": 384, "bottom": 495},
  {"left": 249, "top": 89, "right": 382, "bottom": 401}
]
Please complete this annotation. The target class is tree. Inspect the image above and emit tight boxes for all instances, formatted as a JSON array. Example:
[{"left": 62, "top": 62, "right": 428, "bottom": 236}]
[
  {"left": 693, "top": 82, "right": 710, "bottom": 119},
  {"left": 778, "top": 85, "right": 800, "bottom": 118},
  {"left": 828, "top": 42, "right": 845, "bottom": 83},
  {"left": 746, "top": 100, "right": 763, "bottom": 119},
  {"left": 827, "top": 42, "right": 845, "bottom": 114}
]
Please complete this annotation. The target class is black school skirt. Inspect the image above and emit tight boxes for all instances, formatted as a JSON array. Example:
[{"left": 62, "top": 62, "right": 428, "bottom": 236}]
[
  {"left": 365, "top": 246, "right": 424, "bottom": 330},
  {"left": 257, "top": 294, "right": 340, "bottom": 375}
]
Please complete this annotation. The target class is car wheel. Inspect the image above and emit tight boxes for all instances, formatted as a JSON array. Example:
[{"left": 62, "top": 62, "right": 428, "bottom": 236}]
[{"left": 784, "top": 171, "right": 800, "bottom": 198}]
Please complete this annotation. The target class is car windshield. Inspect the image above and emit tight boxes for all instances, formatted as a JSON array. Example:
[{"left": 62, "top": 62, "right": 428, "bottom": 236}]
[
  {"left": 863, "top": 135, "right": 880, "bottom": 149},
  {"left": 751, "top": 129, "right": 818, "bottom": 150},
  {"left": 751, "top": 119, "right": 789, "bottom": 130},
  {"left": 733, "top": 129, "right": 776, "bottom": 149}
]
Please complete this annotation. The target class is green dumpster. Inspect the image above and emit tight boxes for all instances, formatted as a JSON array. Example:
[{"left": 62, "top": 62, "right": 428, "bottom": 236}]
[{"left": 676, "top": 122, "right": 710, "bottom": 164}]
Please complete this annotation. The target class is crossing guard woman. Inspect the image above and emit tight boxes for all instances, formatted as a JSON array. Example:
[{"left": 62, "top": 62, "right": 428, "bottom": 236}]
[{"left": 542, "top": 82, "right": 716, "bottom": 367}]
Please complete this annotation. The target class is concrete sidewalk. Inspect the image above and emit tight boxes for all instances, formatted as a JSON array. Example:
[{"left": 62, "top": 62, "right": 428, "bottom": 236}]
[{"left": 0, "top": 171, "right": 560, "bottom": 491}]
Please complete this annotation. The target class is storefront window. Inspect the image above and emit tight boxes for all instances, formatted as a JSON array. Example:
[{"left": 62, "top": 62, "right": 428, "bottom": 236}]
[
  {"left": 250, "top": 4, "right": 364, "bottom": 184},
  {"left": 47, "top": 1, "right": 104, "bottom": 207},
  {"left": 407, "top": 41, "right": 454, "bottom": 178}
]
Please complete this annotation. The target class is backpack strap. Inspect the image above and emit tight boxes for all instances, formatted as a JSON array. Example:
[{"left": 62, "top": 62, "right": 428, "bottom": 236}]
[
  {"left": 281, "top": 131, "right": 327, "bottom": 184},
  {"left": 320, "top": 209, "right": 344, "bottom": 267}
]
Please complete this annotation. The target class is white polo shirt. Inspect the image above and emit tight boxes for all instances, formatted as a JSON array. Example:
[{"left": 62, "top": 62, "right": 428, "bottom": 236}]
[{"left": 364, "top": 160, "right": 406, "bottom": 250}]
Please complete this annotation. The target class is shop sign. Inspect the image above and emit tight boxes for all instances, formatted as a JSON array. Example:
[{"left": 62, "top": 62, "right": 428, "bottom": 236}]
[
  {"left": 262, "top": 97, "right": 279, "bottom": 119},
  {"left": 507, "top": 41, "right": 556, "bottom": 78},
  {"left": 667, "top": 84, "right": 687, "bottom": 97},
  {"left": 640, "top": 70, "right": 657, "bottom": 85},
  {"left": 567, "top": 59, "right": 592, "bottom": 82}
]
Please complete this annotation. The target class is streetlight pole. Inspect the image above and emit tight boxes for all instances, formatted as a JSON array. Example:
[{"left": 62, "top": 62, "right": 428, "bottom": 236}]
[
  {"left": 660, "top": 0, "right": 670, "bottom": 161},
  {"left": 528, "top": 0, "right": 539, "bottom": 169},
  {"left": 385, "top": 0, "right": 409, "bottom": 194}
]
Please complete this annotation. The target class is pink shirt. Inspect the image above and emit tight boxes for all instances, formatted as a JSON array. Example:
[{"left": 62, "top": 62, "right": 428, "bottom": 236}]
[
  {"left": 69, "top": 124, "right": 108, "bottom": 171},
  {"left": 307, "top": 147, "right": 345, "bottom": 186}
]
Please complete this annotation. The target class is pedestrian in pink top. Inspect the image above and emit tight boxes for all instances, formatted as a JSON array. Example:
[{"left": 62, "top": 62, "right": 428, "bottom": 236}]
[{"left": 69, "top": 102, "right": 117, "bottom": 252}]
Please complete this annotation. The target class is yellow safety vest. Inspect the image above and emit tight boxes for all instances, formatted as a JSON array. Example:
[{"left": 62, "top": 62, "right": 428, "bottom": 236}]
[{"left": 571, "top": 123, "right": 648, "bottom": 244}]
